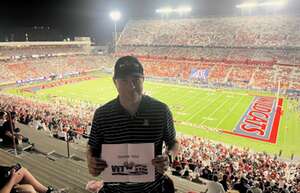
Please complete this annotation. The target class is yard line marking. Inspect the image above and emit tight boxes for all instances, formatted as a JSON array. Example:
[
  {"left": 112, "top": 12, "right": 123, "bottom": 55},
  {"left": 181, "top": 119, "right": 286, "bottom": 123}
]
[
  {"left": 200, "top": 97, "right": 232, "bottom": 125},
  {"left": 187, "top": 93, "right": 225, "bottom": 121},
  {"left": 215, "top": 95, "right": 245, "bottom": 128}
]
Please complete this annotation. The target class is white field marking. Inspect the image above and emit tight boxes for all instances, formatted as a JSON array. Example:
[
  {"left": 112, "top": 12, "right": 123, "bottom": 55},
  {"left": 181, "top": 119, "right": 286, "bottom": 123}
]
[
  {"left": 187, "top": 93, "right": 225, "bottom": 121},
  {"left": 169, "top": 89, "right": 210, "bottom": 114},
  {"left": 176, "top": 112, "right": 187, "bottom": 115},
  {"left": 147, "top": 81, "right": 217, "bottom": 93},
  {"left": 200, "top": 97, "right": 232, "bottom": 125},
  {"left": 149, "top": 85, "right": 193, "bottom": 101},
  {"left": 170, "top": 89, "right": 203, "bottom": 105},
  {"left": 202, "top": 117, "right": 215, "bottom": 121},
  {"left": 147, "top": 86, "right": 204, "bottom": 119},
  {"left": 181, "top": 92, "right": 214, "bottom": 115},
  {"left": 183, "top": 92, "right": 211, "bottom": 109},
  {"left": 61, "top": 91, "right": 92, "bottom": 98},
  {"left": 156, "top": 87, "right": 202, "bottom": 109},
  {"left": 215, "top": 95, "right": 245, "bottom": 129}
]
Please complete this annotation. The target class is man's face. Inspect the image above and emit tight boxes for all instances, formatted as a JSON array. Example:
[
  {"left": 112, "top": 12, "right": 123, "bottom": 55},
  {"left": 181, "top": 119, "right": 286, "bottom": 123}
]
[{"left": 114, "top": 75, "right": 144, "bottom": 102}]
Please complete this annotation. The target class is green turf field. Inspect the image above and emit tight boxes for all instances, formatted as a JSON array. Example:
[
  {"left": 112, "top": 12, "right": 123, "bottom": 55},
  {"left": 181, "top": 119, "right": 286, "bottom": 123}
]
[{"left": 5, "top": 75, "right": 300, "bottom": 158}]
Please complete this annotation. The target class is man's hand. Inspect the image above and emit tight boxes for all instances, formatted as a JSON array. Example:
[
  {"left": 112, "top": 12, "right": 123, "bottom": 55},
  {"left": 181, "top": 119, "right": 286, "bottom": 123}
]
[
  {"left": 152, "top": 154, "right": 169, "bottom": 174},
  {"left": 87, "top": 156, "right": 108, "bottom": 177},
  {"left": 87, "top": 147, "right": 108, "bottom": 177}
]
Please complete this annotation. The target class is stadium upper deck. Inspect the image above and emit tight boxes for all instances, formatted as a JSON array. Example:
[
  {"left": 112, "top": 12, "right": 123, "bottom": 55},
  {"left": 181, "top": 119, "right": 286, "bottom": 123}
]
[
  {"left": 117, "top": 15, "right": 300, "bottom": 66},
  {"left": 0, "top": 41, "right": 92, "bottom": 59},
  {"left": 118, "top": 15, "right": 300, "bottom": 48},
  {"left": 0, "top": 40, "right": 115, "bottom": 84},
  {"left": 115, "top": 15, "right": 300, "bottom": 91}
]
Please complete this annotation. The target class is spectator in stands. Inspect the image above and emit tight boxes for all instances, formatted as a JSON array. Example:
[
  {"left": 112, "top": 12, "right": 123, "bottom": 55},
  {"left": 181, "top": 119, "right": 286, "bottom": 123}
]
[
  {"left": 0, "top": 112, "right": 28, "bottom": 147},
  {"left": 87, "top": 56, "right": 177, "bottom": 193},
  {"left": 219, "top": 174, "right": 229, "bottom": 192},
  {"left": 204, "top": 175, "right": 226, "bottom": 193},
  {"left": 0, "top": 111, "right": 5, "bottom": 143},
  {"left": 180, "top": 164, "right": 191, "bottom": 179},
  {"left": 0, "top": 112, "right": 20, "bottom": 147},
  {"left": 233, "top": 176, "right": 250, "bottom": 193},
  {"left": 246, "top": 181, "right": 262, "bottom": 193},
  {"left": 201, "top": 166, "right": 212, "bottom": 180},
  {"left": 0, "top": 164, "right": 65, "bottom": 193},
  {"left": 0, "top": 112, "right": 5, "bottom": 127}
]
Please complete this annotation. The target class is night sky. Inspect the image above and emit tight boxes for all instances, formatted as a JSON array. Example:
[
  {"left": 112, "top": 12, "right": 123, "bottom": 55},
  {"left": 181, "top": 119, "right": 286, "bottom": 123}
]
[{"left": 0, "top": 0, "right": 299, "bottom": 44}]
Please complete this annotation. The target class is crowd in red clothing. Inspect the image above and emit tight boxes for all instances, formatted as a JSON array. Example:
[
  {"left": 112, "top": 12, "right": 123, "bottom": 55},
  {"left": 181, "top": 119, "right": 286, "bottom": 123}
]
[
  {"left": 0, "top": 55, "right": 114, "bottom": 83},
  {"left": 0, "top": 94, "right": 96, "bottom": 141},
  {"left": 140, "top": 58, "right": 300, "bottom": 91}
]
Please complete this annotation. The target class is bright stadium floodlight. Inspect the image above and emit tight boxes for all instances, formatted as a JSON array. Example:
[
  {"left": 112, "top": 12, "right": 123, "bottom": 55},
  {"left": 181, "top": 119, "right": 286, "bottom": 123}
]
[
  {"left": 110, "top": 10, "right": 121, "bottom": 53},
  {"left": 176, "top": 6, "right": 192, "bottom": 14},
  {"left": 236, "top": 0, "right": 288, "bottom": 9},
  {"left": 110, "top": 11, "right": 121, "bottom": 21},
  {"left": 259, "top": 0, "right": 288, "bottom": 7},
  {"left": 236, "top": 2, "right": 258, "bottom": 9},
  {"left": 156, "top": 7, "right": 173, "bottom": 14},
  {"left": 156, "top": 6, "right": 192, "bottom": 16}
]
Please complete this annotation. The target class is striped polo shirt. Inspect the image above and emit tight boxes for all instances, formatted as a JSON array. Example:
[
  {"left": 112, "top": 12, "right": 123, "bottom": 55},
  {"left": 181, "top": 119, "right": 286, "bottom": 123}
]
[{"left": 88, "top": 95, "right": 176, "bottom": 193}]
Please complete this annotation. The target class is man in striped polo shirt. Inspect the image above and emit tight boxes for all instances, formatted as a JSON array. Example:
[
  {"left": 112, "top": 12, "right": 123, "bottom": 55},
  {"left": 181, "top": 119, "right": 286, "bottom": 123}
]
[{"left": 87, "top": 56, "right": 177, "bottom": 193}]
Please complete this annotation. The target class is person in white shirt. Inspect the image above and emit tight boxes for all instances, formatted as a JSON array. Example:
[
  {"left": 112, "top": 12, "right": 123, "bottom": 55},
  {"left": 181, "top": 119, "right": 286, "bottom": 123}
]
[
  {"left": 247, "top": 181, "right": 262, "bottom": 193},
  {"left": 205, "top": 175, "right": 225, "bottom": 193}
]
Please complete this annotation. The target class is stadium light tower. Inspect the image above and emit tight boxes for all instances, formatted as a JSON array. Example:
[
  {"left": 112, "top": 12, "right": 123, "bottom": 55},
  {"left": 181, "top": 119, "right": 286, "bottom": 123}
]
[
  {"left": 176, "top": 6, "right": 192, "bottom": 14},
  {"left": 236, "top": 2, "right": 258, "bottom": 9},
  {"left": 156, "top": 6, "right": 192, "bottom": 18},
  {"left": 110, "top": 11, "right": 121, "bottom": 53},
  {"left": 156, "top": 7, "right": 173, "bottom": 14},
  {"left": 236, "top": 0, "right": 288, "bottom": 9}
]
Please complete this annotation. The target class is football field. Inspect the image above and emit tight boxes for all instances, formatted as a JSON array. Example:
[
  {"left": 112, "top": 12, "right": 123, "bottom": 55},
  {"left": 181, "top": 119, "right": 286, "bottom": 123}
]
[{"left": 6, "top": 75, "right": 300, "bottom": 158}]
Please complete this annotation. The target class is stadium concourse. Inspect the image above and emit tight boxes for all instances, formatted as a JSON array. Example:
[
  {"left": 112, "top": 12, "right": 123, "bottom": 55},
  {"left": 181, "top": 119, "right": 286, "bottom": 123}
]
[{"left": 0, "top": 14, "right": 300, "bottom": 193}]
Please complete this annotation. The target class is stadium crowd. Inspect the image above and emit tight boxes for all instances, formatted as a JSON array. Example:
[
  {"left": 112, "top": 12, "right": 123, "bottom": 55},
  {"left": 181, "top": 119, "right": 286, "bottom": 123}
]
[
  {"left": 1, "top": 92, "right": 299, "bottom": 193},
  {"left": 119, "top": 16, "right": 300, "bottom": 47},
  {"left": 117, "top": 46, "right": 300, "bottom": 65},
  {"left": 170, "top": 135, "right": 300, "bottom": 193},
  {"left": 0, "top": 44, "right": 87, "bottom": 58},
  {"left": 0, "top": 13, "right": 300, "bottom": 193},
  {"left": 0, "top": 55, "right": 115, "bottom": 83},
  {"left": 140, "top": 58, "right": 300, "bottom": 90},
  {"left": 0, "top": 94, "right": 95, "bottom": 142},
  {"left": 1, "top": 52, "right": 299, "bottom": 91},
  {"left": 116, "top": 15, "right": 300, "bottom": 93}
]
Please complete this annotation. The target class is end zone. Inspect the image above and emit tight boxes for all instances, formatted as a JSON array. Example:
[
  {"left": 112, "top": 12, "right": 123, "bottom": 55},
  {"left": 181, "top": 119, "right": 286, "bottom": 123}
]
[{"left": 223, "top": 96, "right": 283, "bottom": 144}]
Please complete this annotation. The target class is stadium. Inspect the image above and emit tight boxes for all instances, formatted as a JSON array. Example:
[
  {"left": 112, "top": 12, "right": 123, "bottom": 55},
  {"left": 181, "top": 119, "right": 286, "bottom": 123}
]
[{"left": 0, "top": 0, "right": 299, "bottom": 193}]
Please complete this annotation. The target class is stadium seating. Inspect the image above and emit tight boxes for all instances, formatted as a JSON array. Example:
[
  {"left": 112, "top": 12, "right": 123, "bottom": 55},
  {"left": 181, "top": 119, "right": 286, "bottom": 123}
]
[
  {"left": 0, "top": 44, "right": 88, "bottom": 58},
  {"left": 119, "top": 15, "right": 300, "bottom": 47},
  {"left": 0, "top": 122, "right": 206, "bottom": 193},
  {"left": 1, "top": 13, "right": 300, "bottom": 193},
  {"left": 0, "top": 55, "right": 115, "bottom": 83},
  {"left": 174, "top": 134, "right": 300, "bottom": 193}
]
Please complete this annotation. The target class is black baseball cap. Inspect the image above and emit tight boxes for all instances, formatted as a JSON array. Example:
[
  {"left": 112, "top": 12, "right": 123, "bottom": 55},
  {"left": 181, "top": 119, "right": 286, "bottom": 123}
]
[{"left": 113, "top": 56, "right": 144, "bottom": 79}]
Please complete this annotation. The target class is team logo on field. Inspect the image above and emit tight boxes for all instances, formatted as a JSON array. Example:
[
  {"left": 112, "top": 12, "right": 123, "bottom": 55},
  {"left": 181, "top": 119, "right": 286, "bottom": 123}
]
[{"left": 223, "top": 96, "right": 283, "bottom": 143}]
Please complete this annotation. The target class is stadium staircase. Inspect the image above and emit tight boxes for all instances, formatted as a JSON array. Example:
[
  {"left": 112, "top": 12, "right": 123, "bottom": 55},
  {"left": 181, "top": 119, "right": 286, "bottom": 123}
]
[
  {"left": 0, "top": 123, "right": 206, "bottom": 193},
  {"left": 249, "top": 67, "right": 259, "bottom": 86},
  {"left": 223, "top": 65, "right": 233, "bottom": 83}
]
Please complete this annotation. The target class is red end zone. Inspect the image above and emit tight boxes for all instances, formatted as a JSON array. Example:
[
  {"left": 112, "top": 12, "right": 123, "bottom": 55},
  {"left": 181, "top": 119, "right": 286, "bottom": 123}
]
[{"left": 223, "top": 98, "right": 283, "bottom": 144}]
